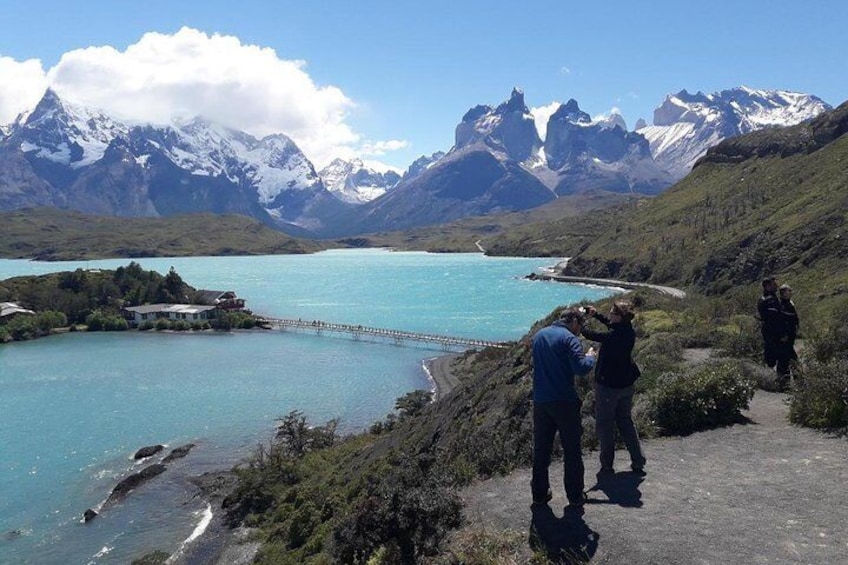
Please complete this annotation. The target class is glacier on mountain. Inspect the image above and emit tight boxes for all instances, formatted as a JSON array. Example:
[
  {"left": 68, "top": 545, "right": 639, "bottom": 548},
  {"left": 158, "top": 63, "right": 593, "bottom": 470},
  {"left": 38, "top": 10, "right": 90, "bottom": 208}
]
[
  {"left": 318, "top": 158, "right": 401, "bottom": 204},
  {"left": 637, "top": 86, "right": 831, "bottom": 179}
]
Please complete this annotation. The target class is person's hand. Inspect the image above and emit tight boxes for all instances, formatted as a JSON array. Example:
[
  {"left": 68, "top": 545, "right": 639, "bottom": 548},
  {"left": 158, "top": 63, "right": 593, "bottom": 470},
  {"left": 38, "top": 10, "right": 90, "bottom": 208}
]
[{"left": 586, "top": 347, "right": 597, "bottom": 357}]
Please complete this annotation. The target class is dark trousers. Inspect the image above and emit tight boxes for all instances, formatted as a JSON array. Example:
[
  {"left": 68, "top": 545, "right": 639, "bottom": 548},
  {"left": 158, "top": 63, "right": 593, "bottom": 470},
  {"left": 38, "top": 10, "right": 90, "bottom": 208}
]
[
  {"left": 595, "top": 384, "right": 646, "bottom": 470},
  {"left": 532, "top": 400, "right": 584, "bottom": 505},
  {"left": 765, "top": 334, "right": 793, "bottom": 378}
]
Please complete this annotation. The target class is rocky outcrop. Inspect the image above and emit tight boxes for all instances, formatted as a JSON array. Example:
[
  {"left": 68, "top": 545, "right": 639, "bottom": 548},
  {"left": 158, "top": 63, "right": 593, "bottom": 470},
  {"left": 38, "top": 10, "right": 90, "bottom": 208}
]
[
  {"left": 162, "top": 443, "right": 196, "bottom": 463},
  {"left": 134, "top": 444, "right": 165, "bottom": 459},
  {"left": 107, "top": 463, "right": 167, "bottom": 503}
]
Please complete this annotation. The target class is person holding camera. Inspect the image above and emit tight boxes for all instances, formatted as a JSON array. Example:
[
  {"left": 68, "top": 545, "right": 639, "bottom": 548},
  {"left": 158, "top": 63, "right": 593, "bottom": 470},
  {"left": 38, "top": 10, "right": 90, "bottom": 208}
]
[
  {"left": 581, "top": 302, "right": 646, "bottom": 477},
  {"left": 530, "top": 308, "right": 597, "bottom": 512}
]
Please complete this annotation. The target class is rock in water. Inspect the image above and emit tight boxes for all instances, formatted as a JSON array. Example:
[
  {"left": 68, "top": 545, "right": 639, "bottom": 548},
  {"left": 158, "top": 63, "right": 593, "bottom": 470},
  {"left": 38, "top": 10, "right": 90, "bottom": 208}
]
[
  {"left": 134, "top": 444, "right": 164, "bottom": 459},
  {"left": 83, "top": 509, "right": 98, "bottom": 523},
  {"left": 162, "top": 443, "right": 196, "bottom": 463},
  {"left": 107, "top": 464, "right": 167, "bottom": 503}
]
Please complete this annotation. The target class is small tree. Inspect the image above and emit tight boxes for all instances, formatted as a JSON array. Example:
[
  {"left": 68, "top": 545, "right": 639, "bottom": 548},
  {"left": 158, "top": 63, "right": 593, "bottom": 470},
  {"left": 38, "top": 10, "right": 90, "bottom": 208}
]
[{"left": 395, "top": 390, "right": 433, "bottom": 420}]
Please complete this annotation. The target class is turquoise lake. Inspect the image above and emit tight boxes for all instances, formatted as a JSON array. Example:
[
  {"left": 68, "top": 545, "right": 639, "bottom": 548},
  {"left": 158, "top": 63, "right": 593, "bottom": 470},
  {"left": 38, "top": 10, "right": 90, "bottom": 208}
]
[{"left": 0, "top": 249, "right": 619, "bottom": 564}]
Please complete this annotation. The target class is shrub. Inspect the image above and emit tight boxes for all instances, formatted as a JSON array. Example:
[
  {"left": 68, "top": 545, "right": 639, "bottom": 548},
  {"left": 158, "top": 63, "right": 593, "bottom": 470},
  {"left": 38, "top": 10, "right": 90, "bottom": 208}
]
[
  {"left": 805, "top": 298, "right": 848, "bottom": 363},
  {"left": 85, "top": 310, "right": 128, "bottom": 331},
  {"left": 274, "top": 411, "right": 339, "bottom": 459},
  {"left": 155, "top": 318, "right": 171, "bottom": 331},
  {"left": 331, "top": 453, "right": 463, "bottom": 564},
  {"left": 395, "top": 390, "right": 433, "bottom": 420},
  {"left": 35, "top": 310, "right": 67, "bottom": 331},
  {"left": 139, "top": 320, "right": 155, "bottom": 331},
  {"left": 3, "top": 316, "right": 38, "bottom": 340},
  {"left": 718, "top": 315, "right": 762, "bottom": 361},
  {"left": 648, "top": 361, "right": 755, "bottom": 435},
  {"left": 633, "top": 332, "right": 684, "bottom": 386},
  {"left": 789, "top": 360, "right": 848, "bottom": 432}
]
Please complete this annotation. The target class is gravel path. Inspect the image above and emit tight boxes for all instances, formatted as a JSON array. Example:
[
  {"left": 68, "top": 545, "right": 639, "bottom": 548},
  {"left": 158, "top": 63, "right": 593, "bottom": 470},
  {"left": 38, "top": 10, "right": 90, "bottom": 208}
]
[{"left": 461, "top": 391, "right": 848, "bottom": 564}]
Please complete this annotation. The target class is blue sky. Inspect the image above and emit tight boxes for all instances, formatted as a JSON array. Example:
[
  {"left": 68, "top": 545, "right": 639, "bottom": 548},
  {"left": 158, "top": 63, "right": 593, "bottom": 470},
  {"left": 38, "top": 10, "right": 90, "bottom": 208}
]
[{"left": 1, "top": 0, "right": 846, "bottom": 170}]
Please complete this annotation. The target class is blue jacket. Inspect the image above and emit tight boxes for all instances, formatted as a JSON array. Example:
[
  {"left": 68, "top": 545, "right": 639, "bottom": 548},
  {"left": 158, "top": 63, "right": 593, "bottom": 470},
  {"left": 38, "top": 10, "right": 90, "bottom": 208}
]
[{"left": 532, "top": 321, "right": 595, "bottom": 403}]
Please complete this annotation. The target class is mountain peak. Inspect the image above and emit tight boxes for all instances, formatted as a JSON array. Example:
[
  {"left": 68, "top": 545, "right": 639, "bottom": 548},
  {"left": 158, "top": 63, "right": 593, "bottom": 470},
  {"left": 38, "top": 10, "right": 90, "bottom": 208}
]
[
  {"left": 25, "top": 88, "right": 67, "bottom": 126},
  {"left": 496, "top": 87, "right": 527, "bottom": 114},
  {"left": 642, "top": 85, "right": 832, "bottom": 179}
]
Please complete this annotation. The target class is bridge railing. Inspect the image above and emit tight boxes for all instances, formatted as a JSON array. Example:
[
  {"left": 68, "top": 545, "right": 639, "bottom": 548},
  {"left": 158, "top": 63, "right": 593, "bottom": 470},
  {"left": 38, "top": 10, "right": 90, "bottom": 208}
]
[{"left": 257, "top": 317, "right": 509, "bottom": 351}]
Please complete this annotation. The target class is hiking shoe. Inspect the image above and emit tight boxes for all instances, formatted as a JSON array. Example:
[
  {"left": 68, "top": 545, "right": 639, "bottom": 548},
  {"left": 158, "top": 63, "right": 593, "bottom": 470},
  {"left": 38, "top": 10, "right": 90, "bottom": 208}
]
[
  {"left": 631, "top": 465, "right": 646, "bottom": 476},
  {"left": 596, "top": 467, "right": 615, "bottom": 478},
  {"left": 532, "top": 489, "right": 553, "bottom": 506}
]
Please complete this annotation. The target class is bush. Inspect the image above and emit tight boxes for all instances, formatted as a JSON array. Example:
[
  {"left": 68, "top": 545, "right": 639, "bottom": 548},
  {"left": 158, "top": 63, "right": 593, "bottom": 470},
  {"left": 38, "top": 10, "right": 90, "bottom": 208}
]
[
  {"left": 789, "top": 360, "right": 848, "bottom": 432},
  {"left": 718, "top": 315, "right": 762, "bottom": 361},
  {"left": 155, "top": 318, "right": 171, "bottom": 331},
  {"left": 139, "top": 320, "right": 155, "bottom": 331},
  {"left": 648, "top": 361, "right": 755, "bottom": 435},
  {"left": 331, "top": 453, "right": 463, "bottom": 564},
  {"left": 805, "top": 298, "right": 848, "bottom": 363},
  {"left": 35, "top": 310, "right": 67, "bottom": 331},
  {"left": 633, "top": 332, "right": 684, "bottom": 387},
  {"left": 85, "top": 310, "right": 128, "bottom": 331}
]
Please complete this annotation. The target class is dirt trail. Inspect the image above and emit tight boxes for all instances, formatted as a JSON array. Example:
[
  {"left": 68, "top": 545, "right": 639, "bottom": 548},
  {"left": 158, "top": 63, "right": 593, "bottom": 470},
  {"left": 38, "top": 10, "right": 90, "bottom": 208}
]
[{"left": 461, "top": 391, "right": 848, "bottom": 564}]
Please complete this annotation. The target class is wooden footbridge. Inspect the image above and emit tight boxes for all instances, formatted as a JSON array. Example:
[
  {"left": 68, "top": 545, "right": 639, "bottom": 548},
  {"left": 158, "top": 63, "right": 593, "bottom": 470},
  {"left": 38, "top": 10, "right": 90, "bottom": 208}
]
[{"left": 258, "top": 317, "right": 508, "bottom": 352}]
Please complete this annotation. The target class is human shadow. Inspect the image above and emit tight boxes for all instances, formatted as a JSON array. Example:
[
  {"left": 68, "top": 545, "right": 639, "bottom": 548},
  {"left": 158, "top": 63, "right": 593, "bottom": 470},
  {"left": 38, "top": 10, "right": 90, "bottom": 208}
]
[
  {"left": 586, "top": 470, "right": 644, "bottom": 508},
  {"left": 529, "top": 504, "right": 599, "bottom": 564}
]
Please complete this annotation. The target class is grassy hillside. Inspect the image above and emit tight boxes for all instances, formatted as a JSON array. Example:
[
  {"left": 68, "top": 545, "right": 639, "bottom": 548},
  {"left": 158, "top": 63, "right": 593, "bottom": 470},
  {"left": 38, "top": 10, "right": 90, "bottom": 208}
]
[
  {"left": 0, "top": 208, "right": 324, "bottom": 260},
  {"left": 486, "top": 101, "right": 848, "bottom": 316},
  {"left": 334, "top": 192, "right": 639, "bottom": 252}
]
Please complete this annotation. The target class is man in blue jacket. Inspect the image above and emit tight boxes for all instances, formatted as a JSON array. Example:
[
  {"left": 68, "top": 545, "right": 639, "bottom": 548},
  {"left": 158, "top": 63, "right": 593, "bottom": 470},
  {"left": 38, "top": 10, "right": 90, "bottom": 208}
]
[{"left": 531, "top": 308, "right": 596, "bottom": 512}]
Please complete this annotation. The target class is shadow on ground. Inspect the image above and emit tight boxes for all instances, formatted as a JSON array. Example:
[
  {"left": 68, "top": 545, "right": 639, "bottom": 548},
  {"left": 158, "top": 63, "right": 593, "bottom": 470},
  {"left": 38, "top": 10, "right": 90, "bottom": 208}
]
[
  {"left": 529, "top": 505, "right": 599, "bottom": 564},
  {"left": 587, "top": 470, "right": 644, "bottom": 507}
]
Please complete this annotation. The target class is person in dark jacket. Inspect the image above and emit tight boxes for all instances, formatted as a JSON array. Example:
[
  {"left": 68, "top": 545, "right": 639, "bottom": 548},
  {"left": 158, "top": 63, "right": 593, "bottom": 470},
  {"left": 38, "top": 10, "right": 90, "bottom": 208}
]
[
  {"left": 582, "top": 302, "right": 646, "bottom": 476},
  {"left": 779, "top": 284, "right": 800, "bottom": 366},
  {"left": 531, "top": 309, "right": 596, "bottom": 512},
  {"left": 758, "top": 277, "right": 790, "bottom": 385}
]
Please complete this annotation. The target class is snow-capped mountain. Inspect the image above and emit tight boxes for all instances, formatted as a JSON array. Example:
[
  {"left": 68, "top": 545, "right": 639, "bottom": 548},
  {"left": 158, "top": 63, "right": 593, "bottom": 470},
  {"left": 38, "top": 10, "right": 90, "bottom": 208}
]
[
  {"left": 455, "top": 88, "right": 543, "bottom": 164},
  {"left": 336, "top": 89, "right": 669, "bottom": 235},
  {"left": 637, "top": 86, "right": 832, "bottom": 179},
  {"left": 0, "top": 90, "right": 347, "bottom": 234},
  {"left": 12, "top": 89, "right": 131, "bottom": 169},
  {"left": 318, "top": 158, "right": 401, "bottom": 204},
  {"left": 541, "top": 99, "right": 672, "bottom": 195}
]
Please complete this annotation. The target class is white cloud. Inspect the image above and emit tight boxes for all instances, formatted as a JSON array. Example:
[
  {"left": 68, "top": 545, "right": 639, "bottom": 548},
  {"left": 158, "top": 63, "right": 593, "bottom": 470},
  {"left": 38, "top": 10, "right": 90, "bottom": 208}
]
[
  {"left": 359, "top": 139, "right": 409, "bottom": 156},
  {"left": 0, "top": 56, "right": 48, "bottom": 124},
  {"left": 560, "top": 66, "right": 571, "bottom": 75},
  {"left": 530, "top": 101, "right": 562, "bottom": 142},
  {"left": 592, "top": 106, "right": 622, "bottom": 121},
  {"left": 0, "top": 27, "right": 402, "bottom": 167}
]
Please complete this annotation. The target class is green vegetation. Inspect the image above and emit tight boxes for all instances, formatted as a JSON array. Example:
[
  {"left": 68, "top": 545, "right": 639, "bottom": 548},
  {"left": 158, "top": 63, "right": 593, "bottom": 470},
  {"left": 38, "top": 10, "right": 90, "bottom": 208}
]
[
  {"left": 0, "top": 208, "right": 323, "bottom": 260},
  {"left": 336, "top": 192, "right": 638, "bottom": 253},
  {"left": 789, "top": 298, "right": 848, "bottom": 434},
  {"left": 0, "top": 262, "right": 258, "bottom": 342},
  {"left": 0, "top": 262, "right": 193, "bottom": 327},
  {"left": 648, "top": 361, "right": 756, "bottom": 435},
  {"left": 0, "top": 310, "right": 67, "bottom": 342}
]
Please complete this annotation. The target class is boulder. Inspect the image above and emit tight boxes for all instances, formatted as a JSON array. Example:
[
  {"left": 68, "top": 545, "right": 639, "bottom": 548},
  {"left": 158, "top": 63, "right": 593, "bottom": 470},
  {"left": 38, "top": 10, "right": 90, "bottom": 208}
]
[
  {"left": 134, "top": 445, "right": 164, "bottom": 459},
  {"left": 83, "top": 508, "right": 98, "bottom": 523},
  {"left": 107, "top": 464, "right": 167, "bottom": 503},
  {"left": 162, "top": 443, "right": 196, "bottom": 463}
]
